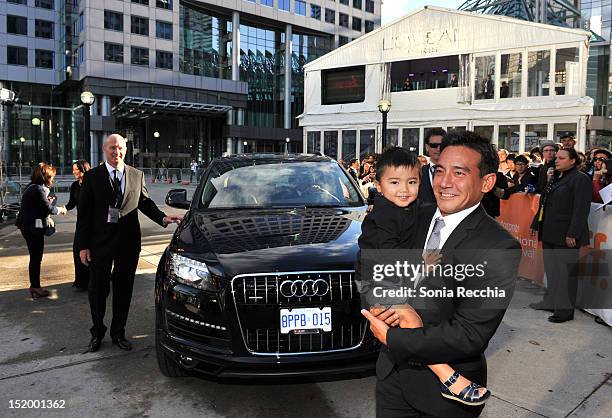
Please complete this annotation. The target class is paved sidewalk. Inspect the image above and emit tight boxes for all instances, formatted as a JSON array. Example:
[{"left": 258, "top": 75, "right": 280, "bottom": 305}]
[{"left": 0, "top": 184, "right": 610, "bottom": 417}]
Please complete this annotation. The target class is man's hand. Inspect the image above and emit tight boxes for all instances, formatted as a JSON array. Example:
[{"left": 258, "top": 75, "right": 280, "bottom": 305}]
[
  {"left": 565, "top": 236, "right": 577, "bottom": 248},
  {"left": 56, "top": 206, "right": 67, "bottom": 215},
  {"left": 163, "top": 215, "right": 183, "bottom": 225},
  {"left": 80, "top": 249, "right": 91, "bottom": 266},
  {"left": 361, "top": 309, "right": 390, "bottom": 346},
  {"left": 394, "top": 305, "right": 423, "bottom": 328},
  {"left": 370, "top": 306, "right": 399, "bottom": 327}
]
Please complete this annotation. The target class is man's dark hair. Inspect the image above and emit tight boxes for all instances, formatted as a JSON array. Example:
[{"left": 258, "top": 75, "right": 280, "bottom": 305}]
[
  {"left": 440, "top": 130, "right": 499, "bottom": 177},
  {"left": 506, "top": 153, "right": 516, "bottom": 162},
  {"left": 349, "top": 158, "right": 358, "bottom": 166},
  {"left": 375, "top": 147, "right": 420, "bottom": 182},
  {"left": 425, "top": 128, "right": 447, "bottom": 145},
  {"left": 514, "top": 155, "right": 529, "bottom": 165},
  {"left": 561, "top": 134, "right": 575, "bottom": 141}
]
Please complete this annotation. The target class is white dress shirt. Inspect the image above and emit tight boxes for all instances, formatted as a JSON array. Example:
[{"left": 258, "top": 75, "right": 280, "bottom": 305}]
[
  {"left": 424, "top": 202, "right": 481, "bottom": 250},
  {"left": 105, "top": 161, "right": 126, "bottom": 194}
]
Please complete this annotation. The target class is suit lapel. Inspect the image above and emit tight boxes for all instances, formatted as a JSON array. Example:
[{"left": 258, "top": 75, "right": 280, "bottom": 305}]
[
  {"left": 441, "top": 205, "right": 485, "bottom": 253},
  {"left": 98, "top": 165, "right": 116, "bottom": 203},
  {"left": 120, "top": 165, "right": 133, "bottom": 211}
]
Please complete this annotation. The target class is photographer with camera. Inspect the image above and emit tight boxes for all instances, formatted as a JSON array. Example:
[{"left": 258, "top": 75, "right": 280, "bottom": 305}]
[{"left": 591, "top": 149, "right": 611, "bottom": 203}]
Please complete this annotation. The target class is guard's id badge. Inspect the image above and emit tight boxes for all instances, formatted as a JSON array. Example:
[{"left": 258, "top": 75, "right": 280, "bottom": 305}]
[{"left": 107, "top": 207, "right": 120, "bottom": 223}]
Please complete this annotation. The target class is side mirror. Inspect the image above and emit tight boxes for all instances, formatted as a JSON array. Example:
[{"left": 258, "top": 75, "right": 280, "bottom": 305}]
[{"left": 166, "top": 189, "right": 190, "bottom": 209}]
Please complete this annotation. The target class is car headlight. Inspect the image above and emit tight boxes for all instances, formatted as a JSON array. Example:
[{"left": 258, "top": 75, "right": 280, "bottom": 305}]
[{"left": 168, "top": 253, "right": 219, "bottom": 291}]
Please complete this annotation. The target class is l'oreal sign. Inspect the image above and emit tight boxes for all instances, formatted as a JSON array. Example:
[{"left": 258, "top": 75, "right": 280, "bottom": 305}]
[{"left": 383, "top": 28, "right": 459, "bottom": 56}]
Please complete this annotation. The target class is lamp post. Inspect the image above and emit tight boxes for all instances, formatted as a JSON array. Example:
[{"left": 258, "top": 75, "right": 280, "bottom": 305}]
[
  {"left": 378, "top": 99, "right": 392, "bottom": 150},
  {"left": 80, "top": 91, "right": 95, "bottom": 162},
  {"left": 243, "top": 140, "right": 248, "bottom": 154},
  {"left": 284, "top": 137, "right": 290, "bottom": 154},
  {"left": 31, "top": 117, "right": 41, "bottom": 162},
  {"left": 19, "top": 136, "right": 25, "bottom": 186},
  {"left": 154, "top": 131, "right": 160, "bottom": 157}
]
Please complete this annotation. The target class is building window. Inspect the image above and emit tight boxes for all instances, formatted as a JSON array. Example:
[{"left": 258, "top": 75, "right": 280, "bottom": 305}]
[
  {"left": 342, "top": 130, "right": 356, "bottom": 161},
  {"left": 156, "top": 0, "right": 172, "bottom": 10},
  {"left": 131, "top": 47, "right": 149, "bottom": 66},
  {"left": 324, "top": 131, "right": 338, "bottom": 159},
  {"left": 35, "top": 49, "right": 53, "bottom": 69},
  {"left": 131, "top": 16, "right": 148, "bottom": 36},
  {"left": 475, "top": 55, "right": 495, "bottom": 99},
  {"left": 79, "top": 12, "right": 84, "bottom": 32},
  {"left": 366, "top": 0, "right": 374, "bottom": 13},
  {"left": 339, "top": 35, "right": 349, "bottom": 46},
  {"left": 7, "top": 0, "right": 27, "bottom": 4},
  {"left": 131, "top": 0, "right": 149, "bottom": 5},
  {"left": 79, "top": 43, "right": 84, "bottom": 64},
  {"left": 7, "top": 46, "right": 28, "bottom": 66},
  {"left": 365, "top": 20, "right": 374, "bottom": 33},
  {"left": 390, "top": 55, "right": 460, "bottom": 92},
  {"left": 500, "top": 53, "right": 522, "bottom": 98},
  {"left": 352, "top": 17, "right": 361, "bottom": 31},
  {"left": 555, "top": 47, "right": 579, "bottom": 95},
  {"left": 360, "top": 130, "right": 375, "bottom": 159},
  {"left": 261, "top": 0, "right": 273, "bottom": 7},
  {"left": 35, "top": 19, "right": 54, "bottom": 39},
  {"left": 104, "top": 42, "right": 123, "bottom": 63},
  {"left": 340, "top": 0, "right": 349, "bottom": 5},
  {"left": 527, "top": 50, "right": 550, "bottom": 97},
  {"left": 525, "top": 124, "right": 548, "bottom": 150},
  {"left": 279, "top": 0, "right": 290, "bottom": 12},
  {"left": 295, "top": 0, "right": 306, "bottom": 16},
  {"left": 307, "top": 132, "right": 321, "bottom": 154},
  {"left": 156, "top": 50, "right": 173, "bottom": 69},
  {"left": 353, "top": 0, "right": 362, "bottom": 10},
  {"left": 499, "top": 125, "right": 520, "bottom": 153},
  {"left": 311, "top": 4, "right": 321, "bottom": 20},
  {"left": 104, "top": 10, "right": 123, "bottom": 31},
  {"left": 35, "top": 0, "right": 54, "bottom": 9},
  {"left": 7, "top": 15, "right": 28, "bottom": 36},
  {"left": 402, "top": 128, "right": 419, "bottom": 152},
  {"left": 339, "top": 13, "right": 349, "bottom": 27},
  {"left": 325, "top": 9, "right": 335, "bottom": 24},
  {"left": 156, "top": 20, "right": 173, "bottom": 39}
]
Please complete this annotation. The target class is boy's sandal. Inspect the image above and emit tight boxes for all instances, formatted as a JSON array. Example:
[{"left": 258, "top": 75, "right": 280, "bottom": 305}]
[{"left": 440, "top": 371, "right": 491, "bottom": 406}]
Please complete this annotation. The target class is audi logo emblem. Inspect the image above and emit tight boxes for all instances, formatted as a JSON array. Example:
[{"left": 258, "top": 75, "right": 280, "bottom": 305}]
[{"left": 279, "top": 279, "right": 330, "bottom": 298}]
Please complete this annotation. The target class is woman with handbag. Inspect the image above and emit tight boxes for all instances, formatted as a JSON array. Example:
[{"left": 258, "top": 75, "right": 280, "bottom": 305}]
[
  {"left": 65, "top": 159, "right": 91, "bottom": 290},
  {"left": 17, "top": 163, "right": 67, "bottom": 298}
]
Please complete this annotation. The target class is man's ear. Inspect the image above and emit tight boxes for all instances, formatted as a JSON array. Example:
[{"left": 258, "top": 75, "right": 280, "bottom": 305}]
[{"left": 481, "top": 172, "right": 497, "bottom": 194}]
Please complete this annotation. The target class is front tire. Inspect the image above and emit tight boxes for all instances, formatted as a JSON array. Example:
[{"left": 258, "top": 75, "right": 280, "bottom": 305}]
[{"left": 155, "top": 309, "right": 188, "bottom": 377}]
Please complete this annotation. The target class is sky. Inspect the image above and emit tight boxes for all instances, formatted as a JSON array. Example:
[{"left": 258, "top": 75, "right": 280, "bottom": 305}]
[{"left": 381, "top": 0, "right": 465, "bottom": 25}]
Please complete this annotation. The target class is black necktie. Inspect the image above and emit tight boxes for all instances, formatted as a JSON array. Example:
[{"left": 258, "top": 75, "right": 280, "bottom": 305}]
[{"left": 113, "top": 169, "right": 123, "bottom": 208}]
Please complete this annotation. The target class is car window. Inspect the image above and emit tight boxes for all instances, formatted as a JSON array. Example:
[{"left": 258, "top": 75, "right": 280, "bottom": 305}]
[{"left": 199, "top": 162, "right": 363, "bottom": 208}]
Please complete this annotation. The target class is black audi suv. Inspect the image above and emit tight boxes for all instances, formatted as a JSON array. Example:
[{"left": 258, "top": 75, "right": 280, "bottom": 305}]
[{"left": 155, "top": 154, "right": 378, "bottom": 378}]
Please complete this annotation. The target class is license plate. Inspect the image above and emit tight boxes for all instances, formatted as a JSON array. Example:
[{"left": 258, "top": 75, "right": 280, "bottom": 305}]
[{"left": 280, "top": 307, "right": 332, "bottom": 334}]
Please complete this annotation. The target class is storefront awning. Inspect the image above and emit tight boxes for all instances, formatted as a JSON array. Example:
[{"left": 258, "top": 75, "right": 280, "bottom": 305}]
[{"left": 112, "top": 96, "right": 232, "bottom": 119}]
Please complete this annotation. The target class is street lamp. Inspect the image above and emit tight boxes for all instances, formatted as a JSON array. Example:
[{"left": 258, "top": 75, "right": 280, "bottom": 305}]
[
  {"left": 31, "top": 117, "right": 41, "bottom": 162},
  {"left": 80, "top": 91, "right": 95, "bottom": 162},
  {"left": 284, "top": 137, "right": 290, "bottom": 154},
  {"left": 154, "top": 131, "right": 160, "bottom": 157},
  {"left": 378, "top": 99, "right": 392, "bottom": 150},
  {"left": 19, "top": 136, "right": 25, "bottom": 187}
]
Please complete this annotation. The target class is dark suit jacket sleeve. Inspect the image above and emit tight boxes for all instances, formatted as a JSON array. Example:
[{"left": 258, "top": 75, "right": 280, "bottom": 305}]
[
  {"left": 137, "top": 171, "right": 167, "bottom": 227},
  {"left": 66, "top": 182, "right": 78, "bottom": 211},
  {"left": 567, "top": 174, "right": 593, "bottom": 239},
  {"left": 386, "top": 238, "right": 521, "bottom": 365},
  {"left": 76, "top": 171, "right": 94, "bottom": 250}
]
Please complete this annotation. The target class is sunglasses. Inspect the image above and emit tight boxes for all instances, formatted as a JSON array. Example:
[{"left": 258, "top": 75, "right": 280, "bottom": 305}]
[
  {"left": 427, "top": 142, "right": 442, "bottom": 149},
  {"left": 593, "top": 157, "right": 608, "bottom": 162}
]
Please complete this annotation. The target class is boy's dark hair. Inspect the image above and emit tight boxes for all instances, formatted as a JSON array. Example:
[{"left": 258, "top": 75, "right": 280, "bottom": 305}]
[
  {"left": 425, "top": 128, "right": 447, "bottom": 144},
  {"left": 440, "top": 130, "right": 499, "bottom": 177},
  {"left": 514, "top": 155, "right": 529, "bottom": 165},
  {"left": 506, "top": 153, "right": 516, "bottom": 162},
  {"left": 375, "top": 147, "right": 420, "bottom": 182}
]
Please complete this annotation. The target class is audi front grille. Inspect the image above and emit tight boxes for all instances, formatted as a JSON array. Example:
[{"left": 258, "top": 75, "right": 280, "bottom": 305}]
[{"left": 231, "top": 271, "right": 367, "bottom": 355}]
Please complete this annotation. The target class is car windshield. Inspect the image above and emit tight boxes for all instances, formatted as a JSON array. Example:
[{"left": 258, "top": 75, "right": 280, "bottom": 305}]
[{"left": 199, "top": 161, "right": 363, "bottom": 208}]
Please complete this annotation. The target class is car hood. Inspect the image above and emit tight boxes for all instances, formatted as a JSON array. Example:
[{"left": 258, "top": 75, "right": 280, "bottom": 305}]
[{"left": 172, "top": 207, "right": 367, "bottom": 277}]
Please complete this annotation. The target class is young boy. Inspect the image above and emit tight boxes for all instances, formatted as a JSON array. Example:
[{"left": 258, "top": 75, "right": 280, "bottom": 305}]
[{"left": 357, "top": 146, "right": 490, "bottom": 406}]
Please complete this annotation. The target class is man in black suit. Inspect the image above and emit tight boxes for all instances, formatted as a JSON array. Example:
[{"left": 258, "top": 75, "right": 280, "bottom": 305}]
[
  {"left": 363, "top": 131, "right": 521, "bottom": 417},
  {"left": 77, "top": 134, "right": 182, "bottom": 352},
  {"left": 418, "top": 128, "right": 446, "bottom": 204}
]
